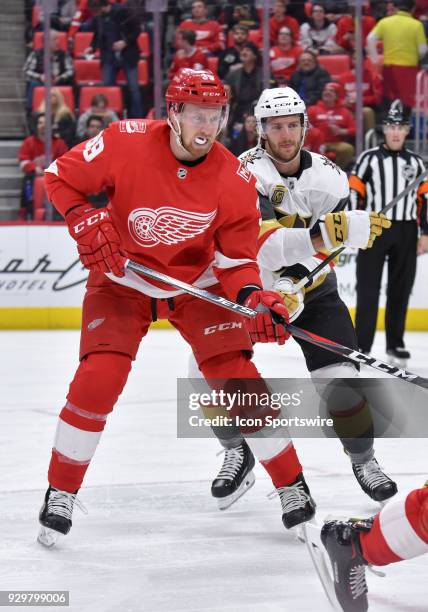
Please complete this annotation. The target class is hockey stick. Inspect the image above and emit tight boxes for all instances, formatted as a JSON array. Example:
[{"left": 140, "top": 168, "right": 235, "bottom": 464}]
[
  {"left": 125, "top": 259, "right": 428, "bottom": 390},
  {"left": 291, "top": 167, "right": 428, "bottom": 293}
]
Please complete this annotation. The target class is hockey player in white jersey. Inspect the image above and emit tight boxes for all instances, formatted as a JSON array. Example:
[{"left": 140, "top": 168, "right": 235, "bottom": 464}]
[{"left": 201, "top": 88, "right": 397, "bottom": 520}]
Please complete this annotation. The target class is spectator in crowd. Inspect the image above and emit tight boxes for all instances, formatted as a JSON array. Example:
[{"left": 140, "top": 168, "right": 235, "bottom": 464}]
[
  {"left": 335, "top": 8, "right": 376, "bottom": 52},
  {"left": 270, "top": 26, "right": 302, "bottom": 85},
  {"left": 366, "top": 0, "right": 427, "bottom": 109},
  {"left": 168, "top": 29, "right": 208, "bottom": 81},
  {"left": 177, "top": 0, "right": 224, "bottom": 55},
  {"left": 288, "top": 50, "right": 331, "bottom": 106},
  {"left": 217, "top": 24, "right": 249, "bottom": 79},
  {"left": 299, "top": 4, "right": 341, "bottom": 55},
  {"left": 281, "top": 0, "right": 308, "bottom": 24},
  {"left": 76, "top": 93, "right": 119, "bottom": 140},
  {"left": 222, "top": 3, "right": 260, "bottom": 31},
  {"left": 80, "top": 114, "right": 110, "bottom": 207},
  {"left": 269, "top": 1, "right": 300, "bottom": 45},
  {"left": 34, "top": 0, "right": 78, "bottom": 32},
  {"left": 79, "top": 113, "right": 104, "bottom": 142},
  {"left": 304, "top": 124, "right": 325, "bottom": 154},
  {"left": 225, "top": 41, "right": 263, "bottom": 132},
  {"left": 18, "top": 113, "right": 68, "bottom": 220},
  {"left": 85, "top": 0, "right": 143, "bottom": 118},
  {"left": 23, "top": 29, "right": 74, "bottom": 111},
  {"left": 308, "top": 82, "right": 356, "bottom": 169},
  {"left": 229, "top": 113, "right": 258, "bottom": 156},
  {"left": 37, "top": 88, "right": 76, "bottom": 148},
  {"left": 337, "top": 50, "right": 382, "bottom": 133},
  {"left": 68, "top": 0, "right": 96, "bottom": 40},
  {"left": 174, "top": 0, "right": 219, "bottom": 21},
  {"left": 313, "top": 0, "right": 350, "bottom": 22}
]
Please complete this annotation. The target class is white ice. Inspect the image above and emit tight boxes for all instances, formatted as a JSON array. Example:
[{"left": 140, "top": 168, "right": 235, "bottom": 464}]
[{"left": 1, "top": 329, "right": 428, "bottom": 612}]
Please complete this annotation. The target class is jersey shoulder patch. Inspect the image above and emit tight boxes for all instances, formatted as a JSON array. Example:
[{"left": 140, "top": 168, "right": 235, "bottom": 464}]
[
  {"left": 309, "top": 153, "right": 349, "bottom": 198},
  {"left": 119, "top": 119, "right": 147, "bottom": 134}
]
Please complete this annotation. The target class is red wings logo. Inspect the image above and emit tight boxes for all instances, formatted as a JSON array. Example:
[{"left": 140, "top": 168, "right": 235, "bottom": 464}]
[
  {"left": 119, "top": 120, "right": 146, "bottom": 134},
  {"left": 128, "top": 206, "right": 217, "bottom": 248}
]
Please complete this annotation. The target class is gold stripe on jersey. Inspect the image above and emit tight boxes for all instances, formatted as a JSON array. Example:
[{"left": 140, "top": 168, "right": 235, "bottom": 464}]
[{"left": 259, "top": 219, "right": 284, "bottom": 238}]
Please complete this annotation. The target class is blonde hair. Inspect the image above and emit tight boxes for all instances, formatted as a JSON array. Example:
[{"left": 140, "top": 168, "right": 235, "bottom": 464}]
[{"left": 37, "top": 88, "right": 75, "bottom": 122}]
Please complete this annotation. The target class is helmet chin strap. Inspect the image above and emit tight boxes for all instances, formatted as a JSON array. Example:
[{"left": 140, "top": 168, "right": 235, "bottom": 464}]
[{"left": 167, "top": 109, "right": 194, "bottom": 157}]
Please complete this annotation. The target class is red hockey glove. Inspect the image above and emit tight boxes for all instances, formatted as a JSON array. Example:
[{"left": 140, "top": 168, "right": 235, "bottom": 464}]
[
  {"left": 66, "top": 205, "right": 125, "bottom": 277},
  {"left": 244, "top": 290, "right": 290, "bottom": 345}
]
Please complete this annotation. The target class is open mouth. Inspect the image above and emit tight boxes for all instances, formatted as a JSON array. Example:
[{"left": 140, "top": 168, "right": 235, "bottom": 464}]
[{"left": 194, "top": 137, "right": 208, "bottom": 145}]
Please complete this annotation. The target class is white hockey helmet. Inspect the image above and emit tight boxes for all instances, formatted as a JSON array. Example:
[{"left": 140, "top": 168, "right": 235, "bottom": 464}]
[{"left": 254, "top": 87, "right": 308, "bottom": 142}]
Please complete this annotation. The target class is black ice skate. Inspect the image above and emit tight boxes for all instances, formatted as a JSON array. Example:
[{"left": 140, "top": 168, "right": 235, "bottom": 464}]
[
  {"left": 386, "top": 347, "right": 410, "bottom": 368},
  {"left": 211, "top": 440, "right": 255, "bottom": 510},
  {"left": 38, "top": 485, "right": 81, "bottom": 547},
  {"left": 321, "top": 519, "right": 372, "bottom": 612},
  {"left": 276, "top": 473, "right": 316, "bottom": 529},
  {"left": 352, "top": 458, "right": 397, "bottom": 503}
]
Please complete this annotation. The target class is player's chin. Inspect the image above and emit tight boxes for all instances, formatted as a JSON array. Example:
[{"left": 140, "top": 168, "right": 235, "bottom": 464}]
[{"left": 276, "top": 146, "right": 299, "bottom": 162}]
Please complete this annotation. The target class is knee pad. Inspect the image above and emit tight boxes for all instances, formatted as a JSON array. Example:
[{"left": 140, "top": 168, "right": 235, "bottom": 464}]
[
  {"left": 67, "top": 352, "right": 132, "bottom": 414},
  {"left": 312, "top": 363, "right": 373, "bottom": 443},
  {"left": 200, "top": 350, "right": 259, "bottom": 380}
]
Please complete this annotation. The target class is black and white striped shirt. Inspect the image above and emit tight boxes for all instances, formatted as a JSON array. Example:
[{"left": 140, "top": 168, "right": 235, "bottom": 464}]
[{"left": 349, "top": 145, "right": 428, "bottom": 231}]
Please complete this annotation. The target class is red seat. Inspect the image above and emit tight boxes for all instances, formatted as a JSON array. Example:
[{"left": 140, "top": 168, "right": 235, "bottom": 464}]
[
  {"left": 117, "top": 60, "right": 149, "bottom": 86},
  {"left": 33, "top": 176, "right": 47, "bottom": 221},
  {"left": 32, "top": 86, "right": 75, "bottom": 112},
  {"left": 33, "top": 31, "right": 68, "bottom": 52},
  {"left": 73, "top": 32, "right": 99, "bottom": 58},
  {"left": 318, "top": 55, "right": 351, "bottom": 80},
  {"left": 32, "top": 5, "right": 41, "bottom": 29},
  {"left": 207, "top": 56, "right": 218, "bottom": 74},
  {"left": 138, "top": 32, "right": 150, "bottom": 58},
  {"left": 304, "top": 2, "right": 313, "bottom": 18},
  {"left": 74, "top": 59, "right": 102, "bottom": 85},
  {"left": 79, "top": 86, "right": 123, "bottom": 114}
]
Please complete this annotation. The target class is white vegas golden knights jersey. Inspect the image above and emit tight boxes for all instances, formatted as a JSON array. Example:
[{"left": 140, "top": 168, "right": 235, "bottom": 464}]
[{"left": 238, "top": 146, "right": 350, "bottom": 288}]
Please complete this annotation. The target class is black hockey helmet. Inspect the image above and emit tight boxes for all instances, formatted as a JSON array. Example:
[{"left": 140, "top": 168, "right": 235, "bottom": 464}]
[{"left": 383, "top": 99, "right": 410, "bottom": 126}]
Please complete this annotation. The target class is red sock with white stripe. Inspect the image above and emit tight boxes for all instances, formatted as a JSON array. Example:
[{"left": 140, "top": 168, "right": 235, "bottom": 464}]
[
  {"left": 261, "top": 443, "right": 302, "bottom": 487},
  {"left": 360, "top": 487, "right": 428, "bottom": 566}
]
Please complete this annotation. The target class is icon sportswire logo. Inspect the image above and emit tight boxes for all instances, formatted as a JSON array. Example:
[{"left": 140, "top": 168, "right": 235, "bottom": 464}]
[{"left": 128, "top": 206, "right": 217, "bottom": 248}]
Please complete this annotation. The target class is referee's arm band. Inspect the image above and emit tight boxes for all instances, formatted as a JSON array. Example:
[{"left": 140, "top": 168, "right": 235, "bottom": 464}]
[{"left": 349, "top": 175, "right": 366, "bottom": 199}]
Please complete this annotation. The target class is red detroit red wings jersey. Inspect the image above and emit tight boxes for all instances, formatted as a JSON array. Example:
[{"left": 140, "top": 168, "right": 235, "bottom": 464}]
[{"left": 45, "top": 120, "right": 262, "bottom": 300}]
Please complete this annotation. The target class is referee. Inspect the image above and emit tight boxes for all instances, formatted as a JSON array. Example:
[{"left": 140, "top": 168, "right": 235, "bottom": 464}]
[{"left": 349, "top": 99, "right": 428, "bottom": 366}]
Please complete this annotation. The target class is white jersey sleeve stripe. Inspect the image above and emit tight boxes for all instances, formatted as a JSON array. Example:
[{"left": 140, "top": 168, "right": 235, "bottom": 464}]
[{"left": 379, "top": 494, "right": 428, "bottom": 560}]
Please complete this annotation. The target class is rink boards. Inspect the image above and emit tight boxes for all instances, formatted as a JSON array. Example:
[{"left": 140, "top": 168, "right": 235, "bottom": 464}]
[{"left": 0, "top": 223, "right": 427, "bottom": 330}]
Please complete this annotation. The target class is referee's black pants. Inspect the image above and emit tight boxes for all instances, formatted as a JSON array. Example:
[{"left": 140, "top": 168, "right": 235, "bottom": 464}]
[{"left": 355, "top": 221, "right": 417, "bottom": 353}]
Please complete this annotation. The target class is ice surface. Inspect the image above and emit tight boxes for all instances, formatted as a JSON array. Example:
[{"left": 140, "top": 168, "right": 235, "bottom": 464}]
[{"left": 0, "top": 329, "right": 427, "bottom": 611}]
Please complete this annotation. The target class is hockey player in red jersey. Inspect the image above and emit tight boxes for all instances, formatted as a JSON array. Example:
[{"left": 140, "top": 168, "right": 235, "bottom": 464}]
[
  {"left": 321, "top": 484, "right": 428, "bottom": 611},
  {"left": 38, "top": 69, "right": 310, "bottom": 547}
]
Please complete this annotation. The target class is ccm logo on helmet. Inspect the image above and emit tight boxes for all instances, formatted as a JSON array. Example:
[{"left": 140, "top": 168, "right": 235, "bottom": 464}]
[
  {"left": 204, "top": 322, "right": 243, "bottom": 335},
  {"left": 73, "top": 210, "right": 109, "bottom": 234}
]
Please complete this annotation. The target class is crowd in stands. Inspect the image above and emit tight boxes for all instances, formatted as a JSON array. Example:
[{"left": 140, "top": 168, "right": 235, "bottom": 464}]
[{"left": 18, "top": 0, "right": 428, "bottom": 219}]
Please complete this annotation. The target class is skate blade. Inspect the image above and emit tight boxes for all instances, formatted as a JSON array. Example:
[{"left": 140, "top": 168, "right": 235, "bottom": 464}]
[
  {"left": 217, "top": 471, "right": 255, "bottom": 510},
  {"left": 292, "top": 515, "right": 317, "bottom": 543},
  {"left": 37, "top": 526, "right": 61, "bottom": 548},
  {"left": 387, "top": 356, "right": 408, "bottom": 369},
  {"left": 302, "top": 521, "right": 341, "bottom": 611}
]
